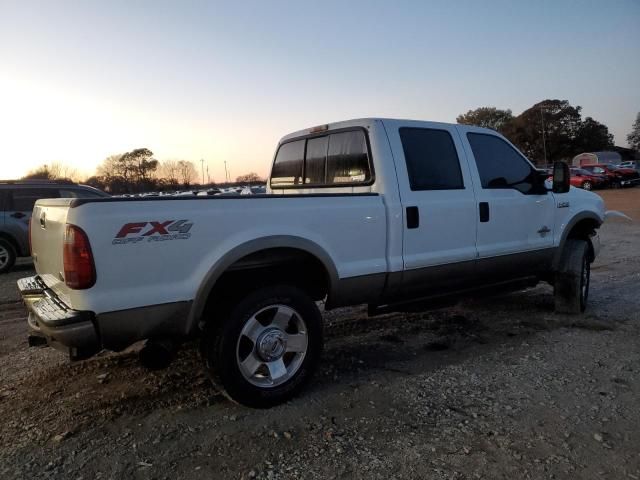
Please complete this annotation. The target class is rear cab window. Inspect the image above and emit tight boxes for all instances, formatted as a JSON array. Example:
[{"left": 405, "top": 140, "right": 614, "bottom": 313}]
[{"left": 270, "top": 129, "right": 373, "bottom": 189}]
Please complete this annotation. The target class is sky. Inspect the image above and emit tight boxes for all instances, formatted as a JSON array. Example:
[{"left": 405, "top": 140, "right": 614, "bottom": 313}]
[{"left": 1, "top": 0, "right": 639, "bottom": 181}]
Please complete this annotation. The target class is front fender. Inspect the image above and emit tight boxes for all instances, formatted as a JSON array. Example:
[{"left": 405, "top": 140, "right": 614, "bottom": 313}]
[{"left": 552, "top": 211, "right": 602, "bottom": 270}]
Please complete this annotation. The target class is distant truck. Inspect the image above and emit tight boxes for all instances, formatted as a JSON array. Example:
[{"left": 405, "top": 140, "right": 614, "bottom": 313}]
[{"left": 19, "top": 118, "right": 604, "bottom": 407}]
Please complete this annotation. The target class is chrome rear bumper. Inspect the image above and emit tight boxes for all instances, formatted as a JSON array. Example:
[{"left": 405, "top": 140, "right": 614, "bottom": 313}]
[{"left": 18, "top": 276, "right": 99, "bottom": 359}]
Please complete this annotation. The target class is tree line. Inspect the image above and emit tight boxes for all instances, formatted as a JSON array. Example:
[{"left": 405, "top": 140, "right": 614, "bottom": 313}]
[
  {"left": 457, "top": 99, "right": 639, "bottom": 165},
  {"left": 24, "top": 149, "right": 266, "bottom": 194}
]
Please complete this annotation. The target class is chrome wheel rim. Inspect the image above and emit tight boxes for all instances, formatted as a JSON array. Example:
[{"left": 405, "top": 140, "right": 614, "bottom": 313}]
[
  {"left": 0, "top": 245, "right": 9, "bottom": 269},
  {"left": 236, "top": 304, "right": 308, "bottom": 388},
  {"left": 583, "top": 182, "right": 592, "bottom": 191}
]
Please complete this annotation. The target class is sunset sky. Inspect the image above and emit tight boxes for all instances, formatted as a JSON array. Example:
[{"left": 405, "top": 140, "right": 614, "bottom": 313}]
[{"left": 1, "top": 0, "right": 639, "bottom": 181}]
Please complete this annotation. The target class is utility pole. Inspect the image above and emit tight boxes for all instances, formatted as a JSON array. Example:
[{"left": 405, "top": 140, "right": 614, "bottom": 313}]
[
  {"left": 200, "top": 159, "right": 205, "bottom": 185},
  {"left": 206, "top": 165, "right": 210, "bottom": 184},
  {"left": 224, "top": 161, "right": 229, "bottom": 183},
  {"left": 540, "top": 108, "right": 548, "bottom": 166}
]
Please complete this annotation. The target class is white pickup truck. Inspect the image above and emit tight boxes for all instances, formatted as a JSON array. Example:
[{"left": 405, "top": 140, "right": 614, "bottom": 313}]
[{"left": 19, "top": 118, "right": 604, "bottom": 407}]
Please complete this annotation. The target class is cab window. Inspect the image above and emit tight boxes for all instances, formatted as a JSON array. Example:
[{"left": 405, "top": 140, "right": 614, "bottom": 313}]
[
  {"left": 271, "top": 129, "right": 372, "bottom": 188},
  {"left": 400, "top": 128, "right": 464, "bottom": 190},
  {"left": 271, "top": 140, "right": 305, "bottom": 187},
  {"left": 467, "top": 133, "right": 535, "bottom": 194}
]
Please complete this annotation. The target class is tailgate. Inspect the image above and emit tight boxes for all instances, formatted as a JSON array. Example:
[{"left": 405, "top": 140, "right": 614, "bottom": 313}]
[{"left": 31, "top": 198, "right": 75, "bottom": 304}]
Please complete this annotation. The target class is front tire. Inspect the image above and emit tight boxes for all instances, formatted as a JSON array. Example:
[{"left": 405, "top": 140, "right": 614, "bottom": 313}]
[
  {"left": 203, "top": 285, "right": 323, "bottom": 408},
  {"left": 554, "top": 239, "right": 590, "bottom": 314},
  {"left": 0, "top": 239, "right": 16, "bottom": 274},
  {"left": 581, "top": 181, "right": 592, "bottom": 191}
]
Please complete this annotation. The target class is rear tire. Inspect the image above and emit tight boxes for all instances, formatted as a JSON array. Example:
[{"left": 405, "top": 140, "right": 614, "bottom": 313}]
[
  {"left": 581, "top": 181, "right": 592, "bottom": 191},
  {"left": 0, "top": 239, "right": 16, "bottom": 274},
  {"left": 554, "top": 239, "right": 590, "bottom": 314},
  {"left": 202, "top": 284, "right": 323, "bottom": 408}
]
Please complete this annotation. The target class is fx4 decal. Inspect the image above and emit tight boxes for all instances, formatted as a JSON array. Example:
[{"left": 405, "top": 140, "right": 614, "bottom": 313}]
[{"left": 113, "top": 220, "right": 194, "bottom": 245}]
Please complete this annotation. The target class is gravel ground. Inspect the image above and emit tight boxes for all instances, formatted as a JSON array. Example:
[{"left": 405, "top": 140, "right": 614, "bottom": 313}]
[{"left": 0, "top": 189, "right": 639, "bottom": 480}]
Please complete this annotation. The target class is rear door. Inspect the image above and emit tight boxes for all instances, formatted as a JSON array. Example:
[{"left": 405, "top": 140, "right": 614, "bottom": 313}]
[
  {"left": 4, "top": 187, "right": 60, "bottom": 256},
  {"left": 383, "top": 120, "right": 478, "bottom": 296}
]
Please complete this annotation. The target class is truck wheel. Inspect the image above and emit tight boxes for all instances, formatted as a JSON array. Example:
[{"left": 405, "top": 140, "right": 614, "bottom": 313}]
[
  {"left": 0, "top": 239, "right": 16, "bottom": 274},
  {"left": 203, "top": 285, "right": 323, "bottom": 408},
  {"left": 554, "top": 239, "right": 590, "bottom": 314},
  {"left": 581, "top": 181, "right": 592, "bottom": 191}
]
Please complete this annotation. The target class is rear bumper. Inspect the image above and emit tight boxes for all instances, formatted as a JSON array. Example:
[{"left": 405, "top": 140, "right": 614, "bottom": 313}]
[
  {"left": 18, "top": 275, "right": 193, "bottom": 357},
  {"left": 17, "top": 276, "right": 100, "bottom": 358}
]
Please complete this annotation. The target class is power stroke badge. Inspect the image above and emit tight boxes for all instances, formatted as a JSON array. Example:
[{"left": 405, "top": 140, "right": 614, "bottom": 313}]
[{"left": 112, "top": 220, "right": 194, "bottom": 245}]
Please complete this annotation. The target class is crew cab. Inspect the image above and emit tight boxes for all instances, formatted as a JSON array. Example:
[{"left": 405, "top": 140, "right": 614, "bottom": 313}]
[{"left": 19, "top": 118, "right": 604, "bottom": 407}]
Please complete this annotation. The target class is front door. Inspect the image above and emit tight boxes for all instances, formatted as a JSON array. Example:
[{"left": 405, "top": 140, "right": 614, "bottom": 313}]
[
  {"left": 460, "top": 128, "right": 555, "bottom": 278},
  {"left": 383, "top": 120, "right": 478, "bottom": 297}
]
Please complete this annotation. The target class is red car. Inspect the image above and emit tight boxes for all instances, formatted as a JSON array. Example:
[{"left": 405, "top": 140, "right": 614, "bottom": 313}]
[
  {"left": 569, "top": 168, "right": 608, "bottom": 190},
  {"left": 582, "top": 164, "right": 640, "bottom": 188}
]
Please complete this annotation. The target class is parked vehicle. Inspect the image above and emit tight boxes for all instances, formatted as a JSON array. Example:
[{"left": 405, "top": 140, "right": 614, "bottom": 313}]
[
  {"left": 19, "top": 118, "right": 604, "bottom": 407},
  {"left": 617, "top": 161, "right": 639, "bottom": 171},
  {"left": 581, "top": 164, "right": 640, "bottom": 188},
  {"left": 568, "top": 168, "right": 608, "bottom": 190},
  {"left": 572, "top": 151, "right": 623, "bottom": 168},
  {"left": 0, "top": 180, "right": 109, "bottom": 273}
]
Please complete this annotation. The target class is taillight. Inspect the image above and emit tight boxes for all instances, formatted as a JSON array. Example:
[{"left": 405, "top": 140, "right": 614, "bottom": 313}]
[{"left": 63, "top": 224, "right": 96, "bottom": 289}]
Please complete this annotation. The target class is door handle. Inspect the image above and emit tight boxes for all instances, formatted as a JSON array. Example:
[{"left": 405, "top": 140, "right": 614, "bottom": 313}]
[
  {"left": 10, "top": 212, "right": 26, "bottom": 219},
  {"left": 537, "top": 226, "right": 551, "bottom": 235},
  {"left": 406, "top": 206, "right": 419, "bottom": 229},
  {"left": 479, "top": 202, "right": 490, "bottom": 223}
]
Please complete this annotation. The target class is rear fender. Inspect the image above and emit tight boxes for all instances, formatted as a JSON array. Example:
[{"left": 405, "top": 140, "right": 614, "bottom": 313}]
[{"left": 187, "top": 236, "right": 339, "bottom": 333}]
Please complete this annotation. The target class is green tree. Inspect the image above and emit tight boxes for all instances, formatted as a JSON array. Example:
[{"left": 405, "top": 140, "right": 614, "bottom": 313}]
[
  {"left": 575, "top": 117, "right": 614, "bottom": 152},
  {"left": 507, "top": 99, "right": 583, "bottom": 165},
  {"left": 627, "top": 112, "right": 640, "bottom": 151},
  {"left": 456, "top": 107, "right": 514, "bottom": 133}
]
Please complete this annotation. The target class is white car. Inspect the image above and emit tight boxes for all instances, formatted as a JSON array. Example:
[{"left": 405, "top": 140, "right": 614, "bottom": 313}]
[{"left": 19, "top": 118, "right": 604, "bottom": 407}]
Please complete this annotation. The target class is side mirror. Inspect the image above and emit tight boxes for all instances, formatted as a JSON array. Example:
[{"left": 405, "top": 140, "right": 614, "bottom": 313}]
[{"left": 552, "top": 161, "right": 570, "bottom": 193}]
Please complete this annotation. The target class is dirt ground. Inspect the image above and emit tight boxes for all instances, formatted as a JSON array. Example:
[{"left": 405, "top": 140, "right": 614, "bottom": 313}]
[{"left": 1, "top": 189, "right": 639, "bottom": 479}]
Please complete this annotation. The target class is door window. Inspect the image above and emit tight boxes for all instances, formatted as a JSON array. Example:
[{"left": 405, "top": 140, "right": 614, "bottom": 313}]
[
  {"left": 399, "top": 128, "right": 464, "bottom": 190},
  {"left": 9, "top": 188, "right": 59, "bottom": 212},
  {"left": 467, "top": 133, "right": 535, "bottom": 193},
  {"left": 0, "top": 190, "right": 8, "bottom": 212}
]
